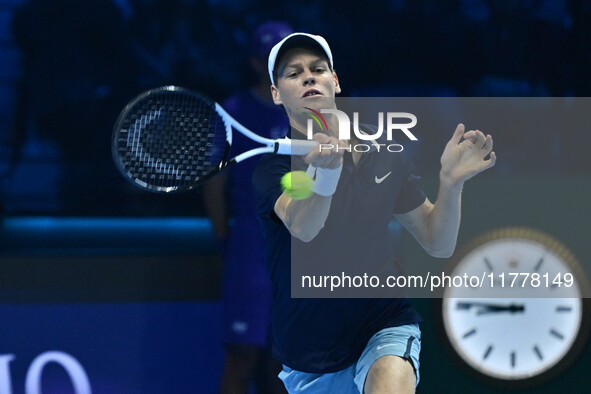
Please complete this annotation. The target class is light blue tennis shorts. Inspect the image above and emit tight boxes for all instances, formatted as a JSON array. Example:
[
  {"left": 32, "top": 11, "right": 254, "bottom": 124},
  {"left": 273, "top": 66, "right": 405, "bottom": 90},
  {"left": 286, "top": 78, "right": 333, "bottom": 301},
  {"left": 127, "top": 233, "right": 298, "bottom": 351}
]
[{"left": 278, "top": 323, "right": 421, "bottom": 393}]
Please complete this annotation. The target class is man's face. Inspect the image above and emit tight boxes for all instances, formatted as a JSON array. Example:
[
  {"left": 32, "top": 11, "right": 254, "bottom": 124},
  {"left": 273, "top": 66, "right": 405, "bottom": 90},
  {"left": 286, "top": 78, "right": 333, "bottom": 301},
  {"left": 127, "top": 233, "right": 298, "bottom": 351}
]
[{"left": 271, "top": 47, "right": 341, "bottom": 116}]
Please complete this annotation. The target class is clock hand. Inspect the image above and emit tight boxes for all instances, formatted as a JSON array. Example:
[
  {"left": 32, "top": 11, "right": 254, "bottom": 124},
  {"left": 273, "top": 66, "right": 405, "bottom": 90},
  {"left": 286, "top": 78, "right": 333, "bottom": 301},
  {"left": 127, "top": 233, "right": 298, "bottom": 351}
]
[
  {"left": 456, "top": 302, "right": 525, "bottom": 314},
  {"left": 476, "top": 304, "right": 525, "bottom": 315}
]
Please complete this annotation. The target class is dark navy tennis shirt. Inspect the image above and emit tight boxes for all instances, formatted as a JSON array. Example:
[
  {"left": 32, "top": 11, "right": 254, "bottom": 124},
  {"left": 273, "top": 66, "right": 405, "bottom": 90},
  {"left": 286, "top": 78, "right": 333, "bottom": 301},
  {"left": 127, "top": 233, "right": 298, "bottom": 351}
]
[{"left": 253, "top": 126, "right": 426, "bottom": 373}]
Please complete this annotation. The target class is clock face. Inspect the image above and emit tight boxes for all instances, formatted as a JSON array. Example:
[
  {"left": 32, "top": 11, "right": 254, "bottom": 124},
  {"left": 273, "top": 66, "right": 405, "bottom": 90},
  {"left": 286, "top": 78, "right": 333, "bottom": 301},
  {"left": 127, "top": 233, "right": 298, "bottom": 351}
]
[{"left": 437, "top": 228, "right": 590, "bottom": 386}]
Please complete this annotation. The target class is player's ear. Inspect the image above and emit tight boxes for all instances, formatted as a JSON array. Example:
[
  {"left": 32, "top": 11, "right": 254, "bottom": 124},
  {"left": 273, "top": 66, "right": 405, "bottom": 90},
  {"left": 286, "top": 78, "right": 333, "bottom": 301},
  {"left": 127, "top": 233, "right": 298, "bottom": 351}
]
[
  {"left": 271, "top": 84, "right": 282, "bottom": 105},
  {"left": 333, "top": 71, "right": 341, "bottom": 94}
]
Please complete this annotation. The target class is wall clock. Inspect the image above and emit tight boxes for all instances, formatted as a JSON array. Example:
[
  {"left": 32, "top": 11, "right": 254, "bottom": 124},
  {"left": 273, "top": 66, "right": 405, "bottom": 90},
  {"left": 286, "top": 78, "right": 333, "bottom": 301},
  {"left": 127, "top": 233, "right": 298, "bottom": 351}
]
[{"left": 434, "top": 227, "right": 590, "bottom": 388}]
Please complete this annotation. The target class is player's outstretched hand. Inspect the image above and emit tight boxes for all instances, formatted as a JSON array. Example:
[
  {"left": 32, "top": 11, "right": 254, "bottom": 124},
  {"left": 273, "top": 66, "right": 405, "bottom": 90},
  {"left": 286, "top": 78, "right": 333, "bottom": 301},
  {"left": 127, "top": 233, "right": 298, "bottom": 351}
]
[
  {"left": 440, "top": 124, "right": 496, "bottom": 185},
  {"left": 304, "top": 133, "right": 346, "bottom": 169}
]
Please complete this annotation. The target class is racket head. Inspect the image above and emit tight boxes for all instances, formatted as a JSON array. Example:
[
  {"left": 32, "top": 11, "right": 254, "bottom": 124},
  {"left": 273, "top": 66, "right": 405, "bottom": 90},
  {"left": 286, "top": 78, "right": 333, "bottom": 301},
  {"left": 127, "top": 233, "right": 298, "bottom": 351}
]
[{"left": 112, "top": 86, "right": 230, "bottom": 193}]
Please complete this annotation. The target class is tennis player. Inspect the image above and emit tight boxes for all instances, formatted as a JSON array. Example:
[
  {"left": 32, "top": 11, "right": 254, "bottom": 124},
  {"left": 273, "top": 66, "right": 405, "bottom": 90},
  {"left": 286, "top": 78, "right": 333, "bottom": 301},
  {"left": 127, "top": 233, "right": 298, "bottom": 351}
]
[{"left": 253, "top": 33, "right": 496, "bottom": 393}]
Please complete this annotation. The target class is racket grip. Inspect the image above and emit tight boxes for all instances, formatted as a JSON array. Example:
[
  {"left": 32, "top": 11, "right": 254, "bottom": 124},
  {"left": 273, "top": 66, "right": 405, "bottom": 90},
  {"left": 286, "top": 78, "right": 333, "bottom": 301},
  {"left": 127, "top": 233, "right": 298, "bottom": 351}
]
[{"left": 275, "top": 139, "right": 319, "bottom": 155}]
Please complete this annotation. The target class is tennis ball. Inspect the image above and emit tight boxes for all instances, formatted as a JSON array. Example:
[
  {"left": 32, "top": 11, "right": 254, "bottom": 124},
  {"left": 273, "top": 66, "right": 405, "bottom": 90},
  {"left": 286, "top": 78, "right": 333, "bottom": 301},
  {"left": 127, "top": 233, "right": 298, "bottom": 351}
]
[{"left": 281, "top": 171, "right": 314, "bottom": 200}]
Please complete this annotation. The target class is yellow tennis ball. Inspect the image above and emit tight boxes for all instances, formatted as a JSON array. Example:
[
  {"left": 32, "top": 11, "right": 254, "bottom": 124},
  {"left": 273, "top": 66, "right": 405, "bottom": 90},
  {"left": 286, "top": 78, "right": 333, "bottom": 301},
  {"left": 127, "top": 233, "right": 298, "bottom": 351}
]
[{"left": 281, "top": 171, "right": 314, "bottom": 200}]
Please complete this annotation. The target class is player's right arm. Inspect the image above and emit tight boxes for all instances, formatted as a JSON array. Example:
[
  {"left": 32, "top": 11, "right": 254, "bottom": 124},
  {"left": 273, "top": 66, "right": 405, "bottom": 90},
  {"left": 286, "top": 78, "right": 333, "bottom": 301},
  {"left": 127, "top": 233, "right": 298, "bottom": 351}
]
[{"left": 273, "top": 133, "right": 344, "bottom": 242}]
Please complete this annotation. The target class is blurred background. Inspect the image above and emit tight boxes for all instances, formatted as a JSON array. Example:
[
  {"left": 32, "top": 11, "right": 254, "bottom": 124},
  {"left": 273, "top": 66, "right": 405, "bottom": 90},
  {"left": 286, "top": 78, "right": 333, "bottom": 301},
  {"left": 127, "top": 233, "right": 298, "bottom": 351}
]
[{"left": 0, "top": 0, "right": 590, "bottom": 393}]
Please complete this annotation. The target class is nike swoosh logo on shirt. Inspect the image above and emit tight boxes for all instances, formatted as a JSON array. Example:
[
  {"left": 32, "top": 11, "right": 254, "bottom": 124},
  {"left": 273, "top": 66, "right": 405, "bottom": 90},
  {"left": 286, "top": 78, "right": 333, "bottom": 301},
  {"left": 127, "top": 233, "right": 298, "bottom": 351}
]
[
  {"left": 376, "top": 344, "right": 397, "bottom": 351},
  {"left": 375, "top": 172, "right": 392, "bottom": 184}
]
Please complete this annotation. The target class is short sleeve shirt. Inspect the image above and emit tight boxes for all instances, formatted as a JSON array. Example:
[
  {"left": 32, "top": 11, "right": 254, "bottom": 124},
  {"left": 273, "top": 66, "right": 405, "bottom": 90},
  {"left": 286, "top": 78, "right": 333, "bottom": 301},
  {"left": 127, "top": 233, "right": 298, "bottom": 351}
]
[{"left": 253, "top": 126, "right": 426, "bottom": 373}]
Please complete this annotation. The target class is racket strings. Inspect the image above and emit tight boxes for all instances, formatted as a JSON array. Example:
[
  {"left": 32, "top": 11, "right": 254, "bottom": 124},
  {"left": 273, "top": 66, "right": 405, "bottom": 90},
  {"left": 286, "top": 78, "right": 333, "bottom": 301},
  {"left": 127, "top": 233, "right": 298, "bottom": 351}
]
[{"left": 116, "top": 91, "right": 227, "bottom": 191}]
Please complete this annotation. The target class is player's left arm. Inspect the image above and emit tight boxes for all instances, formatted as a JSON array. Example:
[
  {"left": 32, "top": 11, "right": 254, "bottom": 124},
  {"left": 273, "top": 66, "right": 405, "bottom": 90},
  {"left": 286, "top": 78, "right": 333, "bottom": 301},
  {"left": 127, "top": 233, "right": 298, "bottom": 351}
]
[{"left": 395, "top": 124, "right": 496, "bottom": 258}]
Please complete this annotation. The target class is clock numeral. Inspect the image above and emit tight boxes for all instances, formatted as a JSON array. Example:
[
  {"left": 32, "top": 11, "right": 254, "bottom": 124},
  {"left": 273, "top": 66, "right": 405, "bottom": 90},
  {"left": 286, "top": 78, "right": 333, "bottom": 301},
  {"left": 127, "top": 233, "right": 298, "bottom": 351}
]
[
  {"left": 462, "top": 328, "right": 477, "bottom": 339},
  {"left": 556, "top": 306, "right": 572, "bottom": 313},
  {"left": 510, "top": 351, "right": 516, "bottom": 368},
  {"left": 534, "top": 257, "right": 544, "bottom": 272},
  {"left": 484, "top": 257, "right": 494, "bottom": 272},
  {"left": 550, "top": 329, "right": 565, "bottom": 340},
  {"left": 483, "top": 345, "right": 493, "bottom": 360},
  {"left": 533, "top": 345, "right": 544, "bottom": 361}
]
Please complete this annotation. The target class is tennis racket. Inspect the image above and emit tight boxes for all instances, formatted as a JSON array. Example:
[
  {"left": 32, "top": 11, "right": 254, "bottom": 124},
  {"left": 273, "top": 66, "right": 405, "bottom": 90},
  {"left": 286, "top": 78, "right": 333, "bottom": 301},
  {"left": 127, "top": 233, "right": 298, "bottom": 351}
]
[{"left": 112, "top": 86, "right": 317, "bottom": 192}]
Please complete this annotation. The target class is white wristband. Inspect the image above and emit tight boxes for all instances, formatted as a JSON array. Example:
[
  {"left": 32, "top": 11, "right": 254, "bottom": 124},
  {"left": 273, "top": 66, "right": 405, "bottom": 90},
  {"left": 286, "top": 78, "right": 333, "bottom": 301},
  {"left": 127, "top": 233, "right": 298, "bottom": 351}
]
[{"left": 306, "top": 164, "right": 343, "bottom": 197}]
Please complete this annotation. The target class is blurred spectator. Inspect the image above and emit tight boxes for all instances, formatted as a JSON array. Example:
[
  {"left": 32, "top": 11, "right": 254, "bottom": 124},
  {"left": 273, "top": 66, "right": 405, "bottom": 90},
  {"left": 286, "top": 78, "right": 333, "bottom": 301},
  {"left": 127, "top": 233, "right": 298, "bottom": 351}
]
[
  {"left": 5, "top": 0, "right": 589, "bottom": 218},
  {"left": 129, "top": 0, "right": 247, "bottom": 101},
  {"left": 203, "top": 21, "right": 292, "bottom": 394},
  {"left": 12, "top": 0, "right": 140, "bottom": 214}
]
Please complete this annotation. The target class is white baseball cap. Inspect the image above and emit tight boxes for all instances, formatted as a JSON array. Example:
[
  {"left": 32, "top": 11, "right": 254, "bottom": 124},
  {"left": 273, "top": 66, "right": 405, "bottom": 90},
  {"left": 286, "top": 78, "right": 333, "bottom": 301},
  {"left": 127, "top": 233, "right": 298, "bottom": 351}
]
[{"left": 267, "top": 32, "right": 334, "bottom": 85}]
